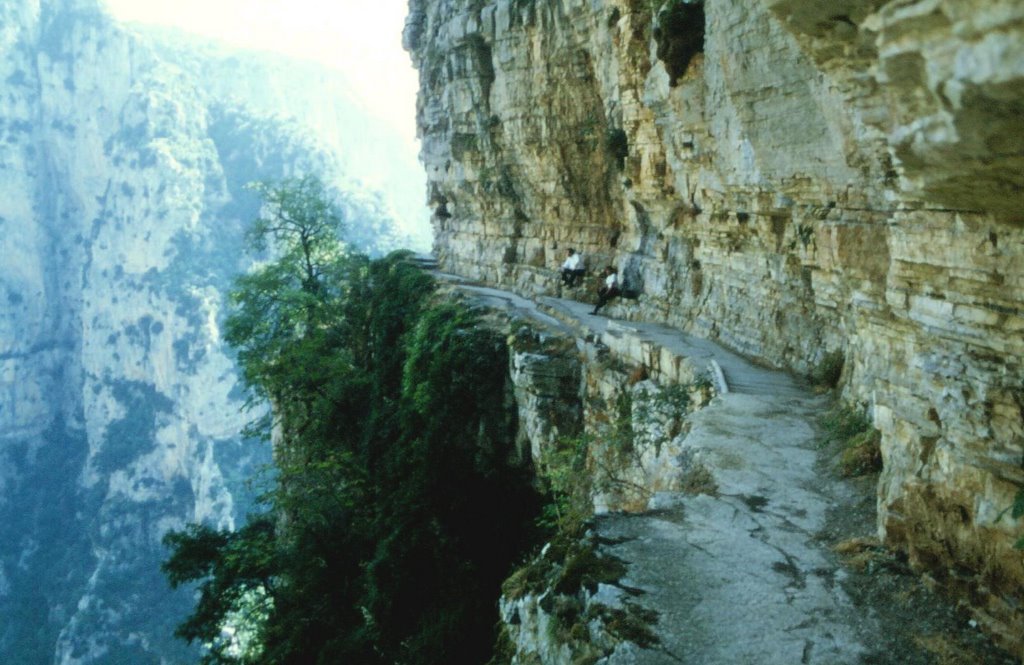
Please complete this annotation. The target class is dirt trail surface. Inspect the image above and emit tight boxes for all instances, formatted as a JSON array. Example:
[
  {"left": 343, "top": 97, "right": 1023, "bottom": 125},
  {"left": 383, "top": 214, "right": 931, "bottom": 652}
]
[{"left": 444, "top": 275, "right": 1017, "bottom": 665}]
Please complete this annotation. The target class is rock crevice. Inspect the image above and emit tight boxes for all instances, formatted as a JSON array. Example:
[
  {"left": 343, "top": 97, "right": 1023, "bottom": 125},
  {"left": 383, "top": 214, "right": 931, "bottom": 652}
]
[{"left": 408, "top": 0, "right": 1024, "bottom": 652}]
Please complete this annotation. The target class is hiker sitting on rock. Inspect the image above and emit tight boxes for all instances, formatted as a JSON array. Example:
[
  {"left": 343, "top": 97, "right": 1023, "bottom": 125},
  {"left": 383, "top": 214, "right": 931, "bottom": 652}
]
[
  {"left": 560, "top": 248, "right": 585, "bottom": 287},
  {"left": 591, "top": 266, "right": 619, "bottom": 315}
]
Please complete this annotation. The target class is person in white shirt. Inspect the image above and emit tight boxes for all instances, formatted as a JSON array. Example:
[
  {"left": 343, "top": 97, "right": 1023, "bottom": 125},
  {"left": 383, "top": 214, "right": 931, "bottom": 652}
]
[
  {"left": 591, "top": 267, "right": 619, "bottom": 314},
  {"left": 560, "top": 248, "right": 585, "bottom": 287}
]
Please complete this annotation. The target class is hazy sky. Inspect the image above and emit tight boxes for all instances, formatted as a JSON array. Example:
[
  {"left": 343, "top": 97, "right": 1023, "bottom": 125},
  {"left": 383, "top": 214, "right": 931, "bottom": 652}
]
[{"left": 101, "top": 0, "right": 419, "bottom": 147}]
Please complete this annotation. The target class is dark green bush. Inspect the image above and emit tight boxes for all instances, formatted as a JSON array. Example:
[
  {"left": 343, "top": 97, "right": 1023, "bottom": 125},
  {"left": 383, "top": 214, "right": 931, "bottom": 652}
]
[
  {"left": 810, "top": 350, "right": 845, "bottom": 388},
  {"left": 605, "top": 128, "right": 628, "bottom": 170}
]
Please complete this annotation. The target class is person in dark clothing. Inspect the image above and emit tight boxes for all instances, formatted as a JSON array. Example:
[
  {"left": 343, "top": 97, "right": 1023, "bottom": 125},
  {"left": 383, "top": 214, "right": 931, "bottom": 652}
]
[{"left": 591, "top": 267, "right": 619, "bottom": 315}]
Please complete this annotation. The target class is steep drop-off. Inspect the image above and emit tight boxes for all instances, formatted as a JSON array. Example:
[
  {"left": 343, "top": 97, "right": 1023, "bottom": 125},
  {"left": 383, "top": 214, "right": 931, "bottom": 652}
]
[
  {"left": 405, "top": 0, "right": 1023, "bottom": 651},
  {"left": 0, "top": 1, "right": 412, "bottom": 662}
]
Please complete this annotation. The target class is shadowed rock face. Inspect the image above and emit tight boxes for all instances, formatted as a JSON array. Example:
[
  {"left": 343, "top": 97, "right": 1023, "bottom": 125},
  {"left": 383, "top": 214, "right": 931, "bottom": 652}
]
[{"left": 405, "top": 0, "right": 1024, "bottom": 652}]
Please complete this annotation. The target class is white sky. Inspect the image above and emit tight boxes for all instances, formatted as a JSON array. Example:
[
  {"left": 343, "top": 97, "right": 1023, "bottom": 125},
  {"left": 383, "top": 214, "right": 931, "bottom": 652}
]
[{"left": 101, "top": 0, "right": 420, "bottom": 147}]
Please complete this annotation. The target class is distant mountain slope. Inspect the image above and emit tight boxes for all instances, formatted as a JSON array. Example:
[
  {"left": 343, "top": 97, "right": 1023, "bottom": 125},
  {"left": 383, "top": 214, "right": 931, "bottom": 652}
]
[
  {"left": 0, "top": 1, "right": 423, "bottom": 662},
  {"left": 136, "top": 23, "right": 432, "bottom": 251}
]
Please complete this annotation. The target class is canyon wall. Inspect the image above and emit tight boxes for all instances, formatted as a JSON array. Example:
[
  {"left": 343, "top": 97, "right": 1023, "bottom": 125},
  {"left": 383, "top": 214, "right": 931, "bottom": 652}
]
[
  {"left": 405, "top": 0, "right": 1024, "bottom": 648},
  {"left": 0, "top": 1, "right": 410, "bottom": 661}
]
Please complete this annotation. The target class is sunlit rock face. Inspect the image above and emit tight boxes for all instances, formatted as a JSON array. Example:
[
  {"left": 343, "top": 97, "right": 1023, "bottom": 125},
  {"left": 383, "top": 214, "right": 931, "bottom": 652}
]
[
  {"left": 0, "top": 0, "right": 409, "bottom": 662},
  {"left": 406, "top": 0, "right": 1024, "bottom": 652}
]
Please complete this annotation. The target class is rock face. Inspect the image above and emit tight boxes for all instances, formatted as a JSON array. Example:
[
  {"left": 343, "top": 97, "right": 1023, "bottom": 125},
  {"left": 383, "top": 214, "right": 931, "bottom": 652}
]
[
  {"left": 406, "top": 0, "right": 1024, "bottom": 652},
  {"left": 0, "top": 1, "right": 413, "bottom": 662},
  {"left": 459, "top": 284, "right": 1017, "bottom": 663}
]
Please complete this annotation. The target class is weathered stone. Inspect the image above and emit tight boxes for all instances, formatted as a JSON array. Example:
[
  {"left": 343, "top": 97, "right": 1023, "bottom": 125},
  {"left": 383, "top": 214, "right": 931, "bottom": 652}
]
[
  {"left": 509, "top": 333, "right": 583, "bottom": 461},
  {"left": 408, "top": 0, "right": 1024, "bottom": 653}
]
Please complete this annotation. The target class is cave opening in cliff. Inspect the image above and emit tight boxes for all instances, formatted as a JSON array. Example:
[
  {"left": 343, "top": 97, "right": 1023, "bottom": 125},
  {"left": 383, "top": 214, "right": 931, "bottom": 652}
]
[{"left": 653, "top": 0, "right": 705, "bottom": 86}]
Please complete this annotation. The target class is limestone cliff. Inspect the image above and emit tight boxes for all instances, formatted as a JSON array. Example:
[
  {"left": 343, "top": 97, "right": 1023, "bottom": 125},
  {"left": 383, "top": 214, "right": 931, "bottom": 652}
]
[
  {"left": 0, "top": 1, "right": 411, "bottom": 661},
  {"left": 405, "top": 0, "right": 1024, "bottom": 651}
]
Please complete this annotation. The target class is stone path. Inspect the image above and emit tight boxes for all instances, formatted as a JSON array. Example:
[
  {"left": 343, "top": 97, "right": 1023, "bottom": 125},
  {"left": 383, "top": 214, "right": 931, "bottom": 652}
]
[
  {"left": 443, "top": 276, "right": 1011, "bottom": 664},
  {"left": 596, "top": 392, "right": 866, "bottom": 664},
  {"left": 542, "top": 297, "right": 873, "bottom": 660},
  {"left": 449, "top": 280, "right": 873, "bottom": 662},
  {"left": 537, "top": 295, "right": 807, "bottom": 398}
]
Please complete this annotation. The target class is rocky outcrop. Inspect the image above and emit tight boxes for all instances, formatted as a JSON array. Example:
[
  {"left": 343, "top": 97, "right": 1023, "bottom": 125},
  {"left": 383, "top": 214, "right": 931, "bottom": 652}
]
[
  {"left": 406, "top": 0, "right": 1024, "bottom": 652},
  {"left": 454, "top": 282, "right": 1017, "bottom": 663},
  {"left": 0, "top": 1, "right": 412, "bottom": 661},
  {"left": 509, "top": 307, "right": 716, "bottom": 513}
]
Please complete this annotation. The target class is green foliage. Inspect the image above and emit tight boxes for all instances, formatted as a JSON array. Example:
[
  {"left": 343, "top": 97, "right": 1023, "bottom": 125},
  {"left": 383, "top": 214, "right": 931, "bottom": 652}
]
[
  {"left": 501, "top": 535, "right": 624, "bottom": 603},
  {"left": 498, "top": 533, "right": 657, "bottom": 662},
  {"left": 821, "top": 406, "right": 882, "bottom": 477},
  {"left": 224, "top": 175, "right": 356, "bottom": 410},
  {"left": 838, "top": 429, "right": 882, "bottom": 477},
  {"left": 612, "top": 390, "right": 636, "bottom": 455},
  {"left": 810, "top": 350, "right": 844, "bottom": 388},
  {"left": 679, "top": 462, "right": 718, "bottom": 496},
  {"left": 164, "top": 178, "right": 542, "bottom": 664},
  {"left": 647, "top": 382, "right": 690, "bottom": 418},
  {"left": 821, "top": 405, "right": 871, "bottom": 442},
  {"left": 555, "top": 545, "right": 627, "bottom": 596},
  {"left": 591, "top": 604, "right": 659, "bottom": 649},
  {"left": 605, "top": 128, "right": 628, "bottom": 170},
  {"left": 162, "top": 519, "right": 277, "bottom": 664},
  {"left": 537, "top": 434, "right": 592, "bottom": 535}
]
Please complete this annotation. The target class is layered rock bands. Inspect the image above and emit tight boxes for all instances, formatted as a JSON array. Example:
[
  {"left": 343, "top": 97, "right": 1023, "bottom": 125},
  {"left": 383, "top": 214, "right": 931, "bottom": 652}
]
[{"left": 405, "top": 0, "right": 1024, "bottom": 651}]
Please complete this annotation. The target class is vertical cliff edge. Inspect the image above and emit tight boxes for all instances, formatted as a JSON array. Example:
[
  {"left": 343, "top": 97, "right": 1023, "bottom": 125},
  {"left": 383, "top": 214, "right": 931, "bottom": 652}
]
[
  {"left": 0, "top": 0, "right": 412, "bottom": 661},
  {"left": 405, "top": 0, "right": 1024, "bottom": 652}
]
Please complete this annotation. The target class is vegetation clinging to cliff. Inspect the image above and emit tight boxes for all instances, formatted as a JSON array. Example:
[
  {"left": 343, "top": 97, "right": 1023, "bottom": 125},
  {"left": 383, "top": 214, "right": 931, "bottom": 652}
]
[{"left": 163, "top": 177, "right": 543, "bottom": 664}]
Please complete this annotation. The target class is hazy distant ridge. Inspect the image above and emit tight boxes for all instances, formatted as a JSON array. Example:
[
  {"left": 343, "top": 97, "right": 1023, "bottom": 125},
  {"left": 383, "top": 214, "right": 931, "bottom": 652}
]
[{"left": 0, "top": 1, "right": 421, "bottom": 662}]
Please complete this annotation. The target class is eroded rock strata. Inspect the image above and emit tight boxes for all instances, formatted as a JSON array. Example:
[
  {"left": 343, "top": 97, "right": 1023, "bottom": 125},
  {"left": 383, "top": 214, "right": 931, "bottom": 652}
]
[{"left": 405, "top": 0, "right": 1024, "bottom": 651}]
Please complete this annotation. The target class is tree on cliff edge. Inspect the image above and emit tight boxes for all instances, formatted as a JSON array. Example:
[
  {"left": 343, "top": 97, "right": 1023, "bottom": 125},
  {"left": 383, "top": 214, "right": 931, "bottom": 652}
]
[
  {"left": 163, "top": 177, "right": 542, "bottom": 664},
  {"left": 225, "top": 175, "right": 351, "bottom": 409}
]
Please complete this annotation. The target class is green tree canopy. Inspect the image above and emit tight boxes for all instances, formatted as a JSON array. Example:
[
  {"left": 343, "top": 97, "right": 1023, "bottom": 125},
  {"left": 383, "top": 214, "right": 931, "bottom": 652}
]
[
  {"left": 164, "top": 176, "right": 543, "bottom": 665},
  {"left": 225, "top": 176, "right": 354, "bottom": 407}
]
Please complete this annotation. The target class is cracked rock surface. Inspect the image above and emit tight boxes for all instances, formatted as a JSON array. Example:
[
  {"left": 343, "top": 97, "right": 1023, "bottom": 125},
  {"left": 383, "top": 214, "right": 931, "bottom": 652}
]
[
  {"left": 451, "top": 279, "right": 1016, "bottom": 664},
  {"left": 406, "top": 0, "right": 1024, "bottom": 647},
  {"left": 596, "top": 391, "right": 866, "bottom": 665}
]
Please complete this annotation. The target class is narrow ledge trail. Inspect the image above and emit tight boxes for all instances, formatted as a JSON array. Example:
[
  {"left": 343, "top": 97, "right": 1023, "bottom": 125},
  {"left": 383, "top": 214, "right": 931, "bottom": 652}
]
[{"left": 434, "top": 267, "right": 1015, "bottom": 665}]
